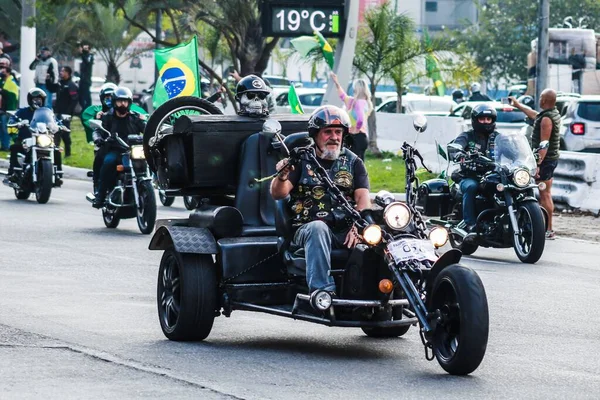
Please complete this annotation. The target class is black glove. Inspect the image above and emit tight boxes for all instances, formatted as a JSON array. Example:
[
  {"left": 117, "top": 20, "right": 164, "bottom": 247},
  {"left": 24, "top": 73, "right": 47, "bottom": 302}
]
[{"left": 94, "top": 138, "right": 104, "bottom": 147}]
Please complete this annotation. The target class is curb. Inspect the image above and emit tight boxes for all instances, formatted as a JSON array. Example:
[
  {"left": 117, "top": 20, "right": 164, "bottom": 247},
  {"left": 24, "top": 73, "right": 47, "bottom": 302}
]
[{"left": 0, "top": 158, "right": 91, "bottom": 181}]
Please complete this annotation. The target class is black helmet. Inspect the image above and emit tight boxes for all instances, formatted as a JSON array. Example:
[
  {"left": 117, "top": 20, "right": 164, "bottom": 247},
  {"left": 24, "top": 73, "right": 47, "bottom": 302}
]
[
  {"left": 452, "top": 89, "right": 464, "bottom": 101},
  {"left": 235, "top": 74, "right": 270, "bottom": 100},
  {"left": 27, "top": 88, "right": 47, "bottom": 109},
  {"left": 307, "top": 105, "right": 351, "bottom": 139},
  {"left": 518, "top": 95, "right": 535, "bottom": 109},
  {"left": 99, "top": 83, "right": 118, "bottom": 109},
  {"left": 112, "top": 86, "right": 133, "bottom": 113},
  {"left": 471, "top": 103, "right": 497, "bottom": 135}
]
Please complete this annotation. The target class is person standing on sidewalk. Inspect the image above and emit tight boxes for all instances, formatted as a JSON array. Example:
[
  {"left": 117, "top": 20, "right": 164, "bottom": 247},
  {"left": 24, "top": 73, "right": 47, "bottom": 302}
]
[
  {"left": 29, "top": 46, "right": 59, "bottom": 108},
  {"left": 54, "top": 66, "right": 78, "bottom": 158},
  {"left": 510, "top": 89, "right": 561, "bottom": 240},
  {"left": 330, "top": 72, "right": 372, "bottom": 161},
  {"left": 77, "top": 42, "right": 94, "bottom": 111},
  {"left": 0, "top": 57, "right": 19, "bottom": 151}
]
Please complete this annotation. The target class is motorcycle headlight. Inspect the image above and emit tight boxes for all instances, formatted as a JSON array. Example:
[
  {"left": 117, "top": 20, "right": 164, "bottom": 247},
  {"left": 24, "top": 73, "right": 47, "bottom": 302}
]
[
  {"left": 130, "top": 145, "right": 146, "bottom": 160},
  {"left": 429, "top": 227, "right": 449, "bottom": 248},
  {"left": 513, "top": 169, "right": 531, "bottom": 187},
  {"left": 383, "top": 202, "right": 411, "bottom": 231},
  {"left": 362, "top": 224, "right": 382, "bottom": 245},
  {"left": 36, "top": 134, "right": 53, "bottom": 148}
]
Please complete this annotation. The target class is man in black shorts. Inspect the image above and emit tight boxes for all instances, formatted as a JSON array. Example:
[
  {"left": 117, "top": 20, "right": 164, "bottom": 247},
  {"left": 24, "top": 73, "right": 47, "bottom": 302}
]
[{"left": 510, "top": 89, "right": 561, "bottom": 239}]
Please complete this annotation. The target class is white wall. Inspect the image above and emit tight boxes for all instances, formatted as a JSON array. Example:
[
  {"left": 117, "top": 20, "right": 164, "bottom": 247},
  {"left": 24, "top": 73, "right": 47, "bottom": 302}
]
[{"left": 375, "top": 113, "right": 464, "bottom": 172}]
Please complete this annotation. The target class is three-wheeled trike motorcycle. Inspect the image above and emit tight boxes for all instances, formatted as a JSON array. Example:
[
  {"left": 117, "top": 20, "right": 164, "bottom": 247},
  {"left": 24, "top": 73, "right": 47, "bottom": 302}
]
[{"left": 144, "top": 100, "right": 489, "bottom": 375}]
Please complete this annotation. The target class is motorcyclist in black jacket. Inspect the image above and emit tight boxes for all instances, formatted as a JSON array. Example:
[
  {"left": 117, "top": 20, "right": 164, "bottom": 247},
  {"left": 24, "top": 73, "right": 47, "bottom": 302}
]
[
  {"left": 448, "top": 103, "right": 499, "bottom": 232},
  {"left": 4, "top": 88, "right": 63, "bottom": 185},
  {"left": 90, "top": 87, "right": 146, "bottom": 208},
  {"left": 469, "top": 82, "right": 492, "bottom": 102}
]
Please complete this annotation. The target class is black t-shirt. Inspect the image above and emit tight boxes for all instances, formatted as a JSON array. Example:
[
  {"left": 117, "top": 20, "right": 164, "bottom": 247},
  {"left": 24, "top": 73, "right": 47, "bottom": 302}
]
[{"left": 288, "top": 155, "right": 370, "bottom": 190}]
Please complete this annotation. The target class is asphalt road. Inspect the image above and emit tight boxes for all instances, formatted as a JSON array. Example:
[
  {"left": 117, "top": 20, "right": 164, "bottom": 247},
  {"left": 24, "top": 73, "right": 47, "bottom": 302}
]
[{"left": 1, "top": 178, "right": 599, "bottom": 399}]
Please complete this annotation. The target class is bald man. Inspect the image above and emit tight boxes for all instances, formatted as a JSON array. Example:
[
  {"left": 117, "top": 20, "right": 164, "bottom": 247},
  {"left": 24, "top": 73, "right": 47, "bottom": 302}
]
[{"left": 509, "top": 89, "right": 561, "bottom": 240}]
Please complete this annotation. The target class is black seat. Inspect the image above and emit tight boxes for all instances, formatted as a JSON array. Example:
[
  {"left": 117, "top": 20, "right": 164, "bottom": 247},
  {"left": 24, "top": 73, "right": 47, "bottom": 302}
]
[
  {"left": 275, "top": 197, "right": 350, "bottom": 276},
  {"left": 235, "top": 132, "right": 279, "bottom": 236}
]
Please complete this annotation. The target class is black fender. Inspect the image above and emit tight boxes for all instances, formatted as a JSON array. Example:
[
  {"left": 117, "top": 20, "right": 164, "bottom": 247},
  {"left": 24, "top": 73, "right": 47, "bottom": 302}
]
[
  {"left": 148, "top": 225, "right": 217, "bottom": 254},
  {"left": 425, "top": 249, "right": 462, "bottom": 301},
  {"left": 515, "top": 197, "right": 547, "bottom": 230}
]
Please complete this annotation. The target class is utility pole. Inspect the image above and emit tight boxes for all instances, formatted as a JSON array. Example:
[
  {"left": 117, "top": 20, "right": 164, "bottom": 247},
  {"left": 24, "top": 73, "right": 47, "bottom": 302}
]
[
  {"left": 535, "top": 0, "right": 549, "bottom": 110},
  {"left": 155, "top": 8, "right": 162, "bottom": 82},
  {"left": 19, "top": 0, "right": 36, "bottom": 107}
]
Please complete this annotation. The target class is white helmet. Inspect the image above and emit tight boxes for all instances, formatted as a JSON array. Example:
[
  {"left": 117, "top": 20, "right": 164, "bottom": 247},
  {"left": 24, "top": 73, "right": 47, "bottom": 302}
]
[{"left": 471, "top": 82, "right": 481, "bottom": 93}]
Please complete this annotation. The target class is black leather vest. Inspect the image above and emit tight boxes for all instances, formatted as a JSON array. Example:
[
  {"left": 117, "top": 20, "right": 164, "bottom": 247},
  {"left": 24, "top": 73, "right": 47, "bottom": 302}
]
[
  {"left": 532, "top": 108, "right": 561, "bottom": 161},
  {"left": 290, "top": 149, "right": 358, "bottom": 232}
]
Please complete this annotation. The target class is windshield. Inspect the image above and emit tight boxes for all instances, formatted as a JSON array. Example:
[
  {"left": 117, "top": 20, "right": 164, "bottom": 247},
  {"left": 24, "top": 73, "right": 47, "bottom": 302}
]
[
  {"left": 494, "top": 131, "right": 536, "bottom": 174},
  {"left": 30, "top": 107, "right": 59, "bottom": 133},
  {"left": 496, "top": 108, "right": 527, "bottom": 123}
]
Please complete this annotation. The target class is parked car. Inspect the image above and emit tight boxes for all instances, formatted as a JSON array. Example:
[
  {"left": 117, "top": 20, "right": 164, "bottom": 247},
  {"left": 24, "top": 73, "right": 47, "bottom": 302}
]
[
  {"left": 376, "top": 95, "right": 456, "bottom": 116},
  {"left": 555, "top": 93, "right": 581, "bottom": 116},
  {"left": 263, "top": 75, "right": 302, "bottom": 98},
  {"left": 274, "top": 88, "right": 325, "bottom": 114},
  {"left": 448, "top": 101, "right": 527, "bottom": 135},
  {"left": 559, "top": 95, "right": 600, "bottom": 151},
  {"left": 373, "top": 91, "right": 398, "bottom": 107}
]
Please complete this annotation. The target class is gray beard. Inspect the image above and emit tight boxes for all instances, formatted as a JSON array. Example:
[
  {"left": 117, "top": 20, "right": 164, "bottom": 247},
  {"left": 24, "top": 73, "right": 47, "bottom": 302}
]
[{"left": 320, "top": 148, "right": 341, "bottom": 160}]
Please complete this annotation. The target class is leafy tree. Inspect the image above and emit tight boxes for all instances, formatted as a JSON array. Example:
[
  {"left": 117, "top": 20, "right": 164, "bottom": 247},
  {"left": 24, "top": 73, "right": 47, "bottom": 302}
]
[
  {"left": 69, "top": 0, "right": 144, "bottom": 83},
  {"left": 353, "top": 2, "right": 403, "bottom": 154},
  {"left": 459, "top": 0, "right": 600, "bottom": 83}
]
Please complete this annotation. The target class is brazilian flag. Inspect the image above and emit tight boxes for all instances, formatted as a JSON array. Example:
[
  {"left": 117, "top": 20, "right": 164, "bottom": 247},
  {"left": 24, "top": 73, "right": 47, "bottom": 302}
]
[
  {"left": 288, "top": 84, "right": 304, "bottom": 114},
  {"left": 424, "top": 31, "right": 446, "bottom": 97},
  {"left": 1, "top": 74, "right": 19, "bottom": 111},
  {"left": 290, "top": 31, "right": 335, "bottom": 69},
  {"left": 153, "top": 36, "right": 200, "bottom": 109}
]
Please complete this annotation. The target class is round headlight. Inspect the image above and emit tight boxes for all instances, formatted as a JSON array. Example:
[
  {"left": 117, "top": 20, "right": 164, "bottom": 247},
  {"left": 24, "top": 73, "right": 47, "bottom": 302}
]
[
  {"left": 383, "top": 202, "right": 411, "bottom": 230},
  {"left": 310, "top": 290, "right": 332, "bottom": 311},
  {"left": 130, "top": 145, "right": 146, "bottom": 160},
  {"left": 36, "top": 134, "right": 53, "bottom": 147},
  {"left": 513, "top": 169, "right": 531, "bottom": 187},
  {"left": 429, "top": 227, "right": 449, "bottom": 248},
  {"left": 362, "top": 224, "right": 382, "bottom": 245}
]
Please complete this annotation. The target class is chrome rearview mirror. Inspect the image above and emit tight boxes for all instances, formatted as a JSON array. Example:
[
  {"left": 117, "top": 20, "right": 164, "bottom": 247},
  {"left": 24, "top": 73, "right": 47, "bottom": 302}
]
[
  {"left": 261, "top": 119, "right": 282, "bottom": 139},
  {"left": 413, "top": 113, "right": 428, "bottom": 133},
  {"left": 89, "top": 119, "right": 102, "bottom": 129}
]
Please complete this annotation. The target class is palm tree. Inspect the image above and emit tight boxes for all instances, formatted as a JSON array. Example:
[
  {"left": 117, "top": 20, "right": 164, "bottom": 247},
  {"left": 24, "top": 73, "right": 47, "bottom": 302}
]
[
  {"left": 70, "top": 0, "right": 144, "bottom": 83},
  {"left": 353, "top": 2, "right": 404, "bottom": 154}
]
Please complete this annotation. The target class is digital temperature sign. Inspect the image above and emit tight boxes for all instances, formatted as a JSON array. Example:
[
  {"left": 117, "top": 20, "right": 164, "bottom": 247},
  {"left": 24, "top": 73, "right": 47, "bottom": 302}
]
[{"left": 261, "top": 1, "right": 345, "bottom": 38}]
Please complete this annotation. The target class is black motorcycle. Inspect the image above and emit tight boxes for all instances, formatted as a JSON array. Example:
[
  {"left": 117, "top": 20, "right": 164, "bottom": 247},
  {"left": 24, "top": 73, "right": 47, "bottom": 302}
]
[
  {"left": 2, "top": 108, "right": 66, "bottom": 203},
  {"left": 148, "top": 116, "right": 490, "bottom": 375},
  {"left": 86, "top": 120, "right": 157, "bottom": 234},
  {"left": 417, "top": 130, "right": 549, "bottom": 263}
]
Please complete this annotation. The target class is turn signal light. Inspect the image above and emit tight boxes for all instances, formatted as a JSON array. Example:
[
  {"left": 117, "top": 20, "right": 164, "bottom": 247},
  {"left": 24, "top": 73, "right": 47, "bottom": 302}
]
[
  {"left": 378, "top": 279, "right": 394, "bottom": 294},
  {"left": 571, "top": 123, "right": 585, "bottom": 135},
  {"left": 116, "top": 165, "right": 125, "bottom": 172}
]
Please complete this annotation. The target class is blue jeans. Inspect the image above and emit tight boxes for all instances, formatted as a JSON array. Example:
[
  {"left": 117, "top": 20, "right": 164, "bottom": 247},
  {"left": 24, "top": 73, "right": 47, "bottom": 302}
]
[
  {"left": 97, "top": 150, "right": 122, "bottom": 200},
  {"left": 0, "top": 113, "right": 9, "bottom": 149},
  {"left": 291, "top": 221, "right": 346, "bottom": 293},
  {"left": 37, "top": 84, "right": 54, "bottom": 108},
  {"left": 460, "top": 178, "right": 479, "bottom": 226}
]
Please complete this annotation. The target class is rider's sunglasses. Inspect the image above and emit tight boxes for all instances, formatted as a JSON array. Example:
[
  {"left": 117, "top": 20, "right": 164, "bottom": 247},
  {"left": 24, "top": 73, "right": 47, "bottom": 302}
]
[{"left": 246, "top": 92, "right": 267, "bottom": 100}]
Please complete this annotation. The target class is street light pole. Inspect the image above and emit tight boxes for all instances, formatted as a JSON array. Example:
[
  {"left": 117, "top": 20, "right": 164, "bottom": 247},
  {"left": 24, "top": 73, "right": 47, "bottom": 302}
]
[
  {"left": 535, "top": 0, "right": 549, "bottom": 110},
  {"left": 155, "top": 8, "right": 162, "bottom": 82},
  {"left": 19, "top": 0, "right": 36, "bottom": 107}
]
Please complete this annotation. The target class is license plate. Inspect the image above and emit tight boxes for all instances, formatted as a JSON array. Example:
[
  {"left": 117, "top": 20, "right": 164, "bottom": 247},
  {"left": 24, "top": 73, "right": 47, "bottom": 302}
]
[{"left": 387, "top": 238, "right": 438, "bottom": 264}]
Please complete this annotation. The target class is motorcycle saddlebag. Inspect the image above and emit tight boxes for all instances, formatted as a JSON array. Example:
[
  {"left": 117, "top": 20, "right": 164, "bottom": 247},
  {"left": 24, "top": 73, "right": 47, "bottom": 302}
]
[{"left": 416, "top": 178, "right": 451, "bottom": 217}]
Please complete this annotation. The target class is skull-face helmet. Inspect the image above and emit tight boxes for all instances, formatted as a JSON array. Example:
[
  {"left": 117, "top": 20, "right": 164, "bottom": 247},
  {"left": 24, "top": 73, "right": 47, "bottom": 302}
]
[{"left": 235, "top": 74, "right": 271, "bottom": 117}]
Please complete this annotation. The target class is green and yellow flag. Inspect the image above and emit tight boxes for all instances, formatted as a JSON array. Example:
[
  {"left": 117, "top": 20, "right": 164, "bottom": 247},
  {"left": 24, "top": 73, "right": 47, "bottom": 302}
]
[
  {"left": 424, "top": 32, "right": 446, "bottom": 97},
  {"left": 1, "top": 74, "right": 19, "bottom": 111},
  {"left": 153, "top": 36, "right": 200, "bottom": 109},
  {"left": 288, "top": 84, "right": 304, "bottom": 114},
  {"left": 290, "top": 31, "right": 335, "bottom": 69}
]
